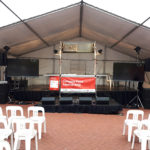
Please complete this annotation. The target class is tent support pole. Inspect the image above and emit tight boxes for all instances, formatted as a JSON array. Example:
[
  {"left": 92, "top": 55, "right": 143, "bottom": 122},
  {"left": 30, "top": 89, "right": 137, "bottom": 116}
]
[{"left": 59, "top": 42, "right": 62, "bottom": 99}]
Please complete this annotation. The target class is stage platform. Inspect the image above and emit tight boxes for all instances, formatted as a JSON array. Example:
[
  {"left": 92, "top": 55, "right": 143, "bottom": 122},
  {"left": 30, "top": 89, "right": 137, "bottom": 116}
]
[
  {"left": 11, "top": 85, "right": 137, "bottom": 106},
  {"left": 42, "top": 99, "right": 122, "bottom": 114}
]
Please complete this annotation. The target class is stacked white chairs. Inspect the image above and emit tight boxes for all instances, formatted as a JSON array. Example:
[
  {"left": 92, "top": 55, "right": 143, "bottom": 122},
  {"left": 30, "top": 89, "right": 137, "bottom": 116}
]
[
  {"left": 28, "top": 106, "right": 46, "bottom": 140},
  {"left": 12, "top": 118, "right": 38, "bottom": 150},
  {"left": 131, "top": 120, "right": 150, "bottom": 150},
  {"left": 0, "top": 105, "right": 46, "bottom": 149},
  {"left": 123, "top": 110, "right": 144, "bottom": 142},
  {"left": 0, "top": 117, "right": 13, "bottom": 150}
]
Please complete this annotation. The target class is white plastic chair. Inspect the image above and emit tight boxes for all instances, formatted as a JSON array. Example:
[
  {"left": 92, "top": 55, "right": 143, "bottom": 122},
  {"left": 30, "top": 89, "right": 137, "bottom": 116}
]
[
  {"left": 131, "top": 120, "right": 150, "bottom": 150},
  {"left": 123, "top": 110, "right": 144, "bottom": 142},
  {"left": 28, "top": 106, "right": 46, "bottom": 139},
  {"left": 6, "top": 106, "right": 24, "bottom": 118},
  {"left": 6, "top": 106, "right": 25, "bottom": 129},
  {"left": 0, "top": 140, "right": 11, "bottom": 150},
  {"left": 12, "top": 118, "right": 38, "bottom": 150},
  {"left": 0, "top": 118, "right": 13, "bottom": 150}
]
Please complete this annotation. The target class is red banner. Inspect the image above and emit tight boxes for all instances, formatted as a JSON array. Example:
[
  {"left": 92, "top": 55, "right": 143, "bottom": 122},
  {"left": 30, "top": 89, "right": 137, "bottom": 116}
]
[
  {"left": 49, "top": 76, "right": 60, "bottom": 91},
  {"left": 61, "top": 77, "right": 96, "bottom": 93}
]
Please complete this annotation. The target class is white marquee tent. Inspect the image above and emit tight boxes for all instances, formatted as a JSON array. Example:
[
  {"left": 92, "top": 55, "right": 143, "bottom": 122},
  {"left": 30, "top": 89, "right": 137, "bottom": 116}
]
[{"left": 0, "top": 1, "right": 150, "bottom": 59}]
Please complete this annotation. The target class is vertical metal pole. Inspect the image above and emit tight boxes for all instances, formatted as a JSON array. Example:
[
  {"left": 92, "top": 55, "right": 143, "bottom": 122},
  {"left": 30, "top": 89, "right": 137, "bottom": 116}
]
[
  {"left": 53, "top": 59, "right": 55, "bottom": 74},
  {"left": 103, "top": 45, "right": 106, "bottom": 74},
  {"left": 94, "top": 42, "right": 97, "bottom": 76},
  {"left": 59, "top": 42, "right": 62, "bottom": 75},
  {"left": 0, "top": 66, "right": 2, "bottom": 81},
  {"left": 53, "top": 45, "right": 55, "bottom": 74},
  {"left": 93, "top": 42, "right": 97, "bottom": 97},
  {"left": 0, "top": 66, "right": 6, "bottom": 81},
  {"left": 102, "top": 45, "right": 106, "bottom": 86},
  {"left": 4, "top": 66, "right": 6, "bottom": 81},
  {"left": 59, "top": 42, "right": 62, "bottom": 99}
]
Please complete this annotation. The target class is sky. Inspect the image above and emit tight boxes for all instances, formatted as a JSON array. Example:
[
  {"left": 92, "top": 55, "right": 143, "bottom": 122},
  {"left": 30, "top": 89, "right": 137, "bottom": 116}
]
[{"left": 0, "top": 0, "right": 150, "bottom": 28}]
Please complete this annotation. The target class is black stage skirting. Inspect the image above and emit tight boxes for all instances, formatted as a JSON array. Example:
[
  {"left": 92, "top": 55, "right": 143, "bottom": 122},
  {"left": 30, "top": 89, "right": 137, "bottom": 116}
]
[
  {"left": 11, "top": 88, "right": 137, "bottom": 106},
  {"left": 42, "top": 99, "right": 122, "bottom": 114}
]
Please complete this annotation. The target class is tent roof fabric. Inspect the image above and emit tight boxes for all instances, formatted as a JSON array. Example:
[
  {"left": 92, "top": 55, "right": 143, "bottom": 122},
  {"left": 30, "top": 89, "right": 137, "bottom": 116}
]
[{"left": 0, "top": 1, "right": 150, "bottom": 59}]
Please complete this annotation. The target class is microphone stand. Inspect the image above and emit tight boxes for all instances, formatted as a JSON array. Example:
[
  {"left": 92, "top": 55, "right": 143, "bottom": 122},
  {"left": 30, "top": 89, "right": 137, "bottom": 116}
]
[{"left": 126, "top": 83, "right": 144, "bottom": 108}]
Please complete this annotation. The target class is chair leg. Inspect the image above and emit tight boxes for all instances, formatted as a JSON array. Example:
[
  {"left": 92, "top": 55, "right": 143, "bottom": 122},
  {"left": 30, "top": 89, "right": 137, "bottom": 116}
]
[
  {"left": 123, "top": 123, "right": 126, "bottom": 135},
  {"left": 128, "top": 126, "right": 132, "bottom": 142},
  {"left": 13, "top": 137, "right": 19, "bottom": 150},
  {"left": 25, "top": 139, "right": 31, "bottom": 150},
  {"left": 38, "top": 123, "right": 42, "bottom": 140},
  {"left": 11, "top": 133, "right": 13, "bottom": 150},
  {"left": 17, "top": 140, "right": 21, "bottom": 149},
  {"left": 131, "top": 133, "right": 135, "bottom": 149},
  {"left": 139, "top": 137, "right": 141, "bottom": 143},
  {"left": 35, "top": 133, "right": 38, "bottom": 150},
  {"left": 148, "top": 140, "right": 150, "bottom": 150},
  {"left": 44, "top": 121, "right": 46, "bottom": 133},
  {"left": 141, "top": 138, "right": 147, "bottom": 150}
]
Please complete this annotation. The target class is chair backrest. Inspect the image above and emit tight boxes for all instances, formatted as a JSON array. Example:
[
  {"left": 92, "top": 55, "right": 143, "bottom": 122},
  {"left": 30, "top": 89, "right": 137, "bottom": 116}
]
[
  {"left": 12, "top": 118, "right": 34, "bottom": 132},
  {"left": 6, "top": 106, "right": 24, "bottom": 118},
  {"left": 0, "top": 140, "right": 11, "bottom": 150},
  {"left": 138, "top": 120, "right": 150, "bottom": 131},
  {"left": 0, "top": 118, "right": 8, "bottom": 129},
  {"left": 28, "top": 106, "right": 45, "bottom": 118},
  {"left": 126, "top": 110, "right": 144, "bottom": 121},
  {"left": 148, "top": 114, "right": 150, "bottom": 120}
]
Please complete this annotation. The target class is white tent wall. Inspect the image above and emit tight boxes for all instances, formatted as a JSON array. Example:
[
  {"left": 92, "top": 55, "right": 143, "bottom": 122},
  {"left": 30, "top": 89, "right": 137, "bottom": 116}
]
[{"left": 22, "top": 37, "right": 136, "bottom": 87}]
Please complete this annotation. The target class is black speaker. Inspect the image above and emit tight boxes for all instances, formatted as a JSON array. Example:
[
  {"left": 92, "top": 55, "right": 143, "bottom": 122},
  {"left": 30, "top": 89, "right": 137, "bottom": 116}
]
[
  {"left": 3, "top": 52, "right": 7, "bottom": 65},
  {"left": 0, "top": 52, "right": 3, "bottom": 65},
  {"left": 0, "top": 83, "right": 8, "bottom": 104},
  {"left": 41, "top": 97, "right": 55, "bottom": 105},
  {"left": 0, "top": 52, "right": 7, "bottom": 66},
  {"left": 145, "top": 58, "right": 150, "bottom": 71},
  {"left": 96, "top": 97, "right": 110, "bottom": 105},
  {"left": 79, "top": 97, "right": 92, "bottom": 105},
  {"left": 59, "top": 97, "right": 73, "bottom": 105}
]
